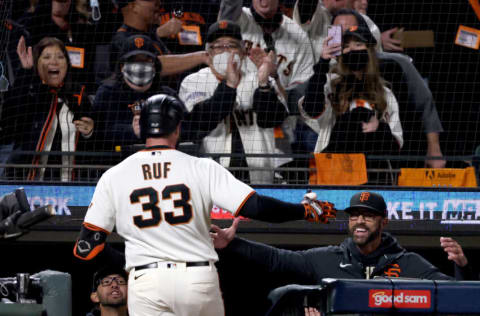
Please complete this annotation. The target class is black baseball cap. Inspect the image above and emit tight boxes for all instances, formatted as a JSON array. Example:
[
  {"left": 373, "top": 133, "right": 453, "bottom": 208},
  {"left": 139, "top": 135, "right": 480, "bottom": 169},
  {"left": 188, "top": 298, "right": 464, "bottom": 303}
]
[
  {"left": 92, "top": 266, "right": 128, "bottom": 292},
  {"left": 120, "top": 34, "right": 158, "bottom": 61},
  {"left": 343, "top": 25, "right": 377, "bottom": 47},
  {"left": 344, "top": 192, "right": 387, "bottom": 217},
  {"left": 207, "top": 20, "right": 242, "bottom": 43}
]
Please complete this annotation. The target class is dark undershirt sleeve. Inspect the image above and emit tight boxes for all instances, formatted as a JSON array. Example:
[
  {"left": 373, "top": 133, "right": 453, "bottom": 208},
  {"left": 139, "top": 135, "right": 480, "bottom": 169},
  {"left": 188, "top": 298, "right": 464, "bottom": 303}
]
[{"left": 237, "top": 192, "right": 305, "bottom": 223}]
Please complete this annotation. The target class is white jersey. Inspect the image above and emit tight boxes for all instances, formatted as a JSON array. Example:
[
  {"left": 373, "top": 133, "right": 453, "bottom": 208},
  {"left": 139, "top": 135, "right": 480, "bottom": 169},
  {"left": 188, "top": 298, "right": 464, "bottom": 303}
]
[
  {"left": 84, "top": 147, "right": 254, "bottom": 271},
  {"left": 237, "top": 7, "right": 314, "bottom": 89},
  {"left": 179, "top": 63, "right": 286, "bottom": 184},
  {"left": 292, "top": 1, "right": 383, "bottom": 61},
  {"left": 298, "top": 73, "right": 403, "bottom": 152}
]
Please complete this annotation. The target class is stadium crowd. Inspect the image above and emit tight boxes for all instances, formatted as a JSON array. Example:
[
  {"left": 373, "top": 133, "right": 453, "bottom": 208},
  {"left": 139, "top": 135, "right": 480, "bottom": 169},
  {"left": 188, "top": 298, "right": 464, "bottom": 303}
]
[
  {"left": 1, "top": 2, "right": 480, "bottom": 315},
  {"left": 0, "top": 0, "right": 473, "bottom": 185}
]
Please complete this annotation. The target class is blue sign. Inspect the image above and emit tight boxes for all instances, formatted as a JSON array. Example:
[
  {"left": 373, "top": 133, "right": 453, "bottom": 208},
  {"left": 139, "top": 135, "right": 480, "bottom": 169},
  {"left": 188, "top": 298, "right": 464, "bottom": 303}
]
[
  {"left": 257, "top": 188, "right": 480, "bottom": 223},
  {"left": 1, "top": 185, "right": 480, "bottom": 222},
  {"left": 0, "top": 185, "right": 95, "bottom": 215}
]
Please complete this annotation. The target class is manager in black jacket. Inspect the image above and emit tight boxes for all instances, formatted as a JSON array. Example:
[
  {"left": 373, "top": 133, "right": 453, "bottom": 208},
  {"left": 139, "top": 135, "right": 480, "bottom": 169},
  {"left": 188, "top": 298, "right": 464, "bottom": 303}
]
[{"left": 212, "top": 191, "right": 474, "bottom": 282}]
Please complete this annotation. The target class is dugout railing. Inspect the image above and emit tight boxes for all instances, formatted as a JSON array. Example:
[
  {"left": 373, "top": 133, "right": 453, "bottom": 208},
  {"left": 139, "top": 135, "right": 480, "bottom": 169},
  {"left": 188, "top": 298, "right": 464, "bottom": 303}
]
[
  {"left": 265, "top": 279, "right": 480, "bottom": 316},
  {"left": 0, "top": 150, "right": 478, "bottom": 186}
]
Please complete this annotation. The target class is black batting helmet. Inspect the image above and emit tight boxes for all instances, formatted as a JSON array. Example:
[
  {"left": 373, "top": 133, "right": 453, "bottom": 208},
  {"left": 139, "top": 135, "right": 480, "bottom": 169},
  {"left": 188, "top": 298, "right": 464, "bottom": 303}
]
[{"left": 139, "top": 94, "right": 186, "bottom": 140}]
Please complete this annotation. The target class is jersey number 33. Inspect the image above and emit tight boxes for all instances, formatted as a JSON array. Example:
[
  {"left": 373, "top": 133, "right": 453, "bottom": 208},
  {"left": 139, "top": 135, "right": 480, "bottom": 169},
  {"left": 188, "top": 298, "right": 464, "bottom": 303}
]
[{"left": 130, "top": 184, "right": 193, "bottom": 228}]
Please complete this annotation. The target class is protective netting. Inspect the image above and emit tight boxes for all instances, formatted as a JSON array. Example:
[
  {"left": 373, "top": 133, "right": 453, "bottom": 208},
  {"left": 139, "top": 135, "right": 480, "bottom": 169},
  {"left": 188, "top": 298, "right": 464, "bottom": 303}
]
[{"left": 0, "top": 0, "right": 479, "bottom": 185}]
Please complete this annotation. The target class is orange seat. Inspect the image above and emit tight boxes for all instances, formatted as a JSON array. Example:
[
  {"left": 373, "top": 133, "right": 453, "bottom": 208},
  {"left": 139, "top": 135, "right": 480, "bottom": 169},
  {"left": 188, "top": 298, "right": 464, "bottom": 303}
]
[{"left": 309, "top": 153, "right": 368, "bottom": 185}]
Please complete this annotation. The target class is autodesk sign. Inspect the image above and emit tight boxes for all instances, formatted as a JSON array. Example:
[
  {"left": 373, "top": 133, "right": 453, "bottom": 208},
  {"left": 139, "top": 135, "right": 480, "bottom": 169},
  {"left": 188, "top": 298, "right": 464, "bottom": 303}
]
[{"left": 369, "top": 290, "right": 431, "bottom": 308}]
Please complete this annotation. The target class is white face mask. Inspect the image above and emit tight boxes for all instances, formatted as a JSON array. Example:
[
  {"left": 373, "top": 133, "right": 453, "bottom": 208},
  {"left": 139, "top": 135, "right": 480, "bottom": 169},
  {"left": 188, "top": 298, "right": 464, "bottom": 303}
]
[
  {"left": 122, "top": 62, "right": 155, "bottom": 87},
  {"left": 212, "top": 52, "right": 241, "bottom": 76}
]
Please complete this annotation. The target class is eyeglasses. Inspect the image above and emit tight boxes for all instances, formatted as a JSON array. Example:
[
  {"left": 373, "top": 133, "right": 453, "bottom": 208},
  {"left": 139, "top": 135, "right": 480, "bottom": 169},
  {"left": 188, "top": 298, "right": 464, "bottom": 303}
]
[
  {"left": 100, "top": 276, "right": 127, "bottom": 287},
  {"left": 348, "top": 211, "right": 377, "bottom": 222},
  {"left": 210, "top": 43, "right": 242, "bottom": 51}
]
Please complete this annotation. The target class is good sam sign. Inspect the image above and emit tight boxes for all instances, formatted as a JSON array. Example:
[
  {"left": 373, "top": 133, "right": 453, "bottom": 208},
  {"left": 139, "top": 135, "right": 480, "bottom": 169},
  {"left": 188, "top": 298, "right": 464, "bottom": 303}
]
[{"left": 369, "top": 289, "right": 431, "bottom": 309}]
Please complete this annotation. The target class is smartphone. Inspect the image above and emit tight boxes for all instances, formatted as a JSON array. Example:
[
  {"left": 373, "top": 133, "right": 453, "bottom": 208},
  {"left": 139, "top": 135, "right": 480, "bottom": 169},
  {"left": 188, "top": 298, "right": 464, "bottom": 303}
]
[{"left": 327, "top": 25, "right": 342, "bottom": 56}]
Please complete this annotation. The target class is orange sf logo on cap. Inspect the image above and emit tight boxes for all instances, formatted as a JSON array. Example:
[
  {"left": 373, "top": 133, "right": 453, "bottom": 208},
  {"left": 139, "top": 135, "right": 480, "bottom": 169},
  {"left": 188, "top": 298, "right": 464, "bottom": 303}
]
[
  {"left": 359, "top": 192, "right": 370, "bottom": 202},
  {"left": 134, "top": 37, "right": 144, "bottom": 49},
  {"left": 219, "top": 20, "right": 228, "bottom": 29},
  {"left": 349, "top": 26, "right": 358, "bottom": 32}
]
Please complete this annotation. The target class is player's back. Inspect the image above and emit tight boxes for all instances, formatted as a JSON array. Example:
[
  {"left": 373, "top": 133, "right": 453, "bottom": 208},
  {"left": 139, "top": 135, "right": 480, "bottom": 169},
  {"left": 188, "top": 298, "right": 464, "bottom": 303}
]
[{"left": 97, "top": 146, "right": 253, "bottom": 270}]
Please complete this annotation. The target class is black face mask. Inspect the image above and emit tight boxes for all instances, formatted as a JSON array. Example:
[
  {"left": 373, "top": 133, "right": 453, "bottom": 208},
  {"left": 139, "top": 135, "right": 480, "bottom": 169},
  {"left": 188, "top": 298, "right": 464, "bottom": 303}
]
[{"left": 341, "top": 49, "right": 369, "bottom": 71}]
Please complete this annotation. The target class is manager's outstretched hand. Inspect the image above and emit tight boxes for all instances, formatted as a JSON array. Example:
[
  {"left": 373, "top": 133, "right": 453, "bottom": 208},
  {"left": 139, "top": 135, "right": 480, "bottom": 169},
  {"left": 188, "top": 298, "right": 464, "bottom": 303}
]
[
  {"left": 440, "top": 237, "right": 468, "bottom": 267},
  {"left": 211, "top": 217, "right": 240, "bottom": 249}
]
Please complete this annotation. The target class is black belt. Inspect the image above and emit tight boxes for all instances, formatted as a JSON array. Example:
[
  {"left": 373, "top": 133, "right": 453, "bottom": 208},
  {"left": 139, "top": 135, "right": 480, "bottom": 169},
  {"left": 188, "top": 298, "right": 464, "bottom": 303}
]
[{"left": 135, "top": 261, "right": 210, "bottom": 271}]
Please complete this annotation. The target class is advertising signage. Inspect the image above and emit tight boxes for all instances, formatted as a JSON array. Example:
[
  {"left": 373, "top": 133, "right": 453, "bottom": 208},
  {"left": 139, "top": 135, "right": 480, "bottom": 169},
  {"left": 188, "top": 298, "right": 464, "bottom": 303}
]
[{"left": 1, "top": 184, "right": 479, "bottom": 233}]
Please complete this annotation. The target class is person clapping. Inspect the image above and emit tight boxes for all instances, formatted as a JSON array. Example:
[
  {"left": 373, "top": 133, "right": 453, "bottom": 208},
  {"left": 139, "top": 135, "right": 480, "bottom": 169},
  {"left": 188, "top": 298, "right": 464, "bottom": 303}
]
[{"left": 1, "top": 36, "right": 94, "bottom": 181}]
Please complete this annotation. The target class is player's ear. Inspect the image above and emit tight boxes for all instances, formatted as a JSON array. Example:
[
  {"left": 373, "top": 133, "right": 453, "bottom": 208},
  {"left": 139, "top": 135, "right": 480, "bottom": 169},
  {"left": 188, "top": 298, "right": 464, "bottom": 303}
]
[{"left": 91, "top": 292, "right": 99, "bottom": 304}]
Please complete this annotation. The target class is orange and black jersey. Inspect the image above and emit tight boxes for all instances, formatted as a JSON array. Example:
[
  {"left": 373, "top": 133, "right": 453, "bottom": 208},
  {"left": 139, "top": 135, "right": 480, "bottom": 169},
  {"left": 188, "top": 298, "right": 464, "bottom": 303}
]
[
  {"left": 237, "top": 192, "right": 305, "bottom": 223},
  {"left": 158, "top": 0, "right": 220, "bottom": 54}
]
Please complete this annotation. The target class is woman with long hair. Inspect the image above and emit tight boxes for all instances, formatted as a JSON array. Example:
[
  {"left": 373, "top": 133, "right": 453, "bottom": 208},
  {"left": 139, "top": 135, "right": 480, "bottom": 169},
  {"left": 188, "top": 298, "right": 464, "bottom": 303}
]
[
  {"left": 1, "top": 36, "right": 94, "bottom": 181},
  {"left": 299, "top": 25, "right": 403, "bottom": 156}
]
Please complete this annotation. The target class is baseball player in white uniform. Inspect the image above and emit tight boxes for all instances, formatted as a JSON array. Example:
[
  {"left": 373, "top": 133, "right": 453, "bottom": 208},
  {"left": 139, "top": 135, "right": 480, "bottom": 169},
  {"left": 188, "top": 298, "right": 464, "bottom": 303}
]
[{"left": 74, "top": 94, "right": 337, "bottom": 316}]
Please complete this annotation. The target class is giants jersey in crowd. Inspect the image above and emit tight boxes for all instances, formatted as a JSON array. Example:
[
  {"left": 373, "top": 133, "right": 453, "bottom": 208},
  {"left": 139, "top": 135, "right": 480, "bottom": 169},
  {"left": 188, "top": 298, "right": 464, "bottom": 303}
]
[
  {"left": 237, "top": 8, "right": 314, "bottom": 89},
  {"left": 179, "top": 60, "right": 286, "bottom": 184},
  {"left": 83, "top": 147, "right": 254, "bottom": 271}
]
